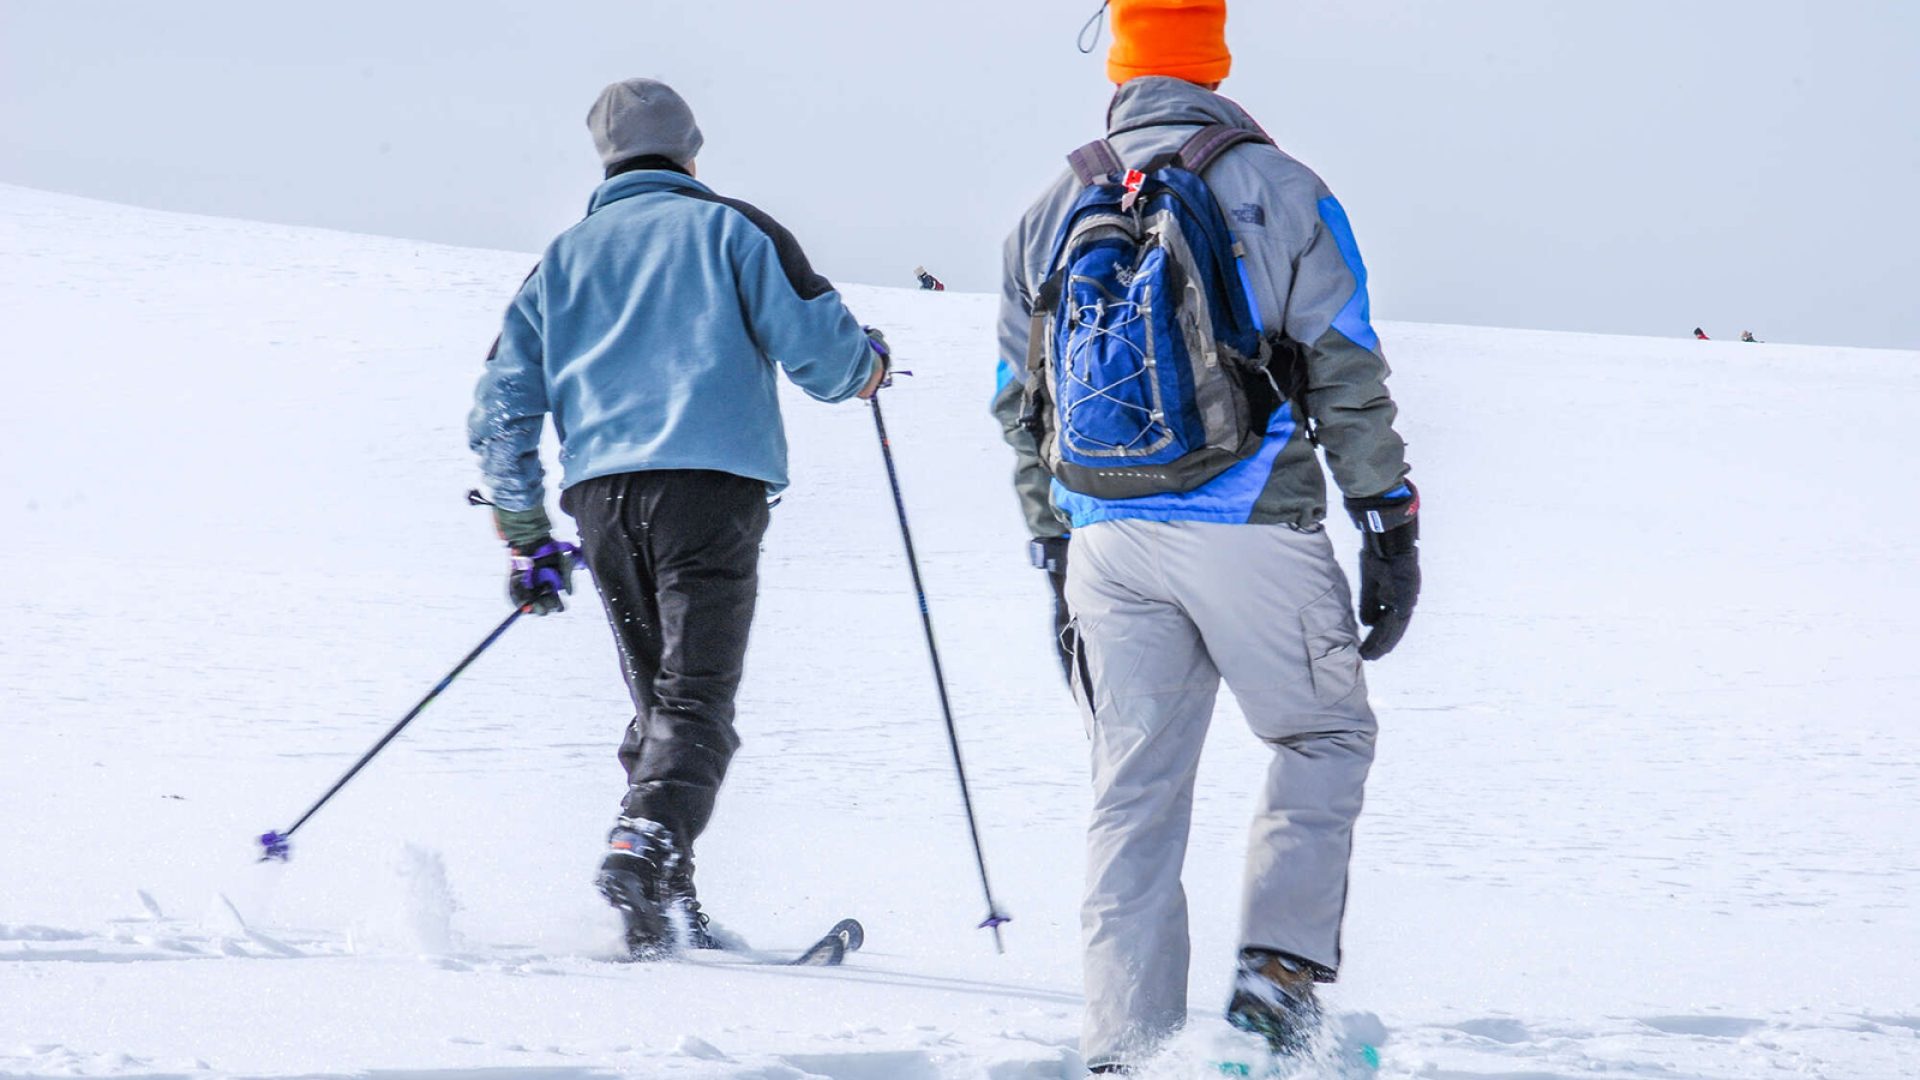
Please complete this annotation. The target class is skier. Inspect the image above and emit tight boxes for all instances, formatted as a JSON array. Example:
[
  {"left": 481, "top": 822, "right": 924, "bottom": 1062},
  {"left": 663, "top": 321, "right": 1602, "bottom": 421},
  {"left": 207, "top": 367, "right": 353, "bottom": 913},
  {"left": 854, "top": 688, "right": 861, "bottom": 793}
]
[
  {"left": 1694, "top": 327, "right": 1710, "bottom": 340},
  {"left": 994, "top": 1, "right": 1419, "bottom": 1069},
  {"left": 914, "top": 265, "right": 947, "bottom": 291},
  {"left": 468, "top": 78, "right": 888, "bottom": 958}
]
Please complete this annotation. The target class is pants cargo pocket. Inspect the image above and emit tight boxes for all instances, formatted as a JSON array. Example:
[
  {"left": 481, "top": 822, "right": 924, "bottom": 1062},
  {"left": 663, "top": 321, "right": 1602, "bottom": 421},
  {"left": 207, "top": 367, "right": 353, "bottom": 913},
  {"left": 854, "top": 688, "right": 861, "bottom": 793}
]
[{"left": 1299, "top": 586, "right": 1363, "bottom": 705}]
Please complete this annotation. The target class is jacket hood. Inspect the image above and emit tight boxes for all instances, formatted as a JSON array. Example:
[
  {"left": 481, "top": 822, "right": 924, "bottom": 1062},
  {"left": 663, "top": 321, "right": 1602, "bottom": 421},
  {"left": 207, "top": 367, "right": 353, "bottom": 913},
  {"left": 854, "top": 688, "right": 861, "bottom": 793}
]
[{"left": 1107, "top": 76, "right": 1269, "bottom": 140}]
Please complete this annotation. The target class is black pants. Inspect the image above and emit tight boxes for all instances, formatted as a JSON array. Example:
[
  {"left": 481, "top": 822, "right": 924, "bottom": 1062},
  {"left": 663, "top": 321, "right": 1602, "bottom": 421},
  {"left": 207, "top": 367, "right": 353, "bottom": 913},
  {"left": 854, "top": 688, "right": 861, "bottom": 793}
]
[{"left": 562, "top": 470, "right": 770, "bottom": 849}]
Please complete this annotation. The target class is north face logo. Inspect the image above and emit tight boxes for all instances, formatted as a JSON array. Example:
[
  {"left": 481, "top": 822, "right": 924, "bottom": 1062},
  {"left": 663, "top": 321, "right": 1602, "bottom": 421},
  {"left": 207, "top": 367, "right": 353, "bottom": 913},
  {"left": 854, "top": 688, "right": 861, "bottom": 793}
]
[{"left": 1229, "top": 203, "right": 1266, "bottom": 226}]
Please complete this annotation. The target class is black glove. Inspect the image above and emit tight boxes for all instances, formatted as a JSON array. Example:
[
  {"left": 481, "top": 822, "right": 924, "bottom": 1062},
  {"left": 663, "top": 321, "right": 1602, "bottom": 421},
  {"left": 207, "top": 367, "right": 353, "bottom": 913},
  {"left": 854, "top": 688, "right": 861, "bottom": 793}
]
[
  {"left": 493, "top": 504, "right": 578, "bottom": 616},
  {"left": 1030, "top": 535, "right": 1075, "bottom": 683},
  {"left": 1345, "top": 484, "right": 1421, "bottom": 661}
]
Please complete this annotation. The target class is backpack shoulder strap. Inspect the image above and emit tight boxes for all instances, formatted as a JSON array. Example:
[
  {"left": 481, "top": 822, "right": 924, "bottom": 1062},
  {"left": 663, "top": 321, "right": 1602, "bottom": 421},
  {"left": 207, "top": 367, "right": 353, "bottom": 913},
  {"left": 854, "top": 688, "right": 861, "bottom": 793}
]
[
  {"left": 1173, "top": 124, "right": 1272, "bottom": 175},
  {"left": 1066, "top": 140, "right": 1125, "bottom": 186}
]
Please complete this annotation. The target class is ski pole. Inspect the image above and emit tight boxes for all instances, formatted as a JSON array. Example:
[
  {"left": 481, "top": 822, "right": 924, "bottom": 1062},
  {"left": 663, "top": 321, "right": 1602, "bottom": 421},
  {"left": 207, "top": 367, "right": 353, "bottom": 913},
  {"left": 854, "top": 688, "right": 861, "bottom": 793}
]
[
  {"left": 869, "top": 393, "right": 1011, "bottom": 952},
  {"left": 257, "top": 604, "right": 528, "bottom": 862}
]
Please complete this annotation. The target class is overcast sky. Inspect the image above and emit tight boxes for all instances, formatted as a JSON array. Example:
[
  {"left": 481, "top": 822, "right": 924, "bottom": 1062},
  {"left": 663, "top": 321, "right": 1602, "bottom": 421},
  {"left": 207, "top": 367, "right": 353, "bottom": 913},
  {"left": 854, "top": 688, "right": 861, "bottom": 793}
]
[{"left": 4, "top": 1, "right": 1915, "bottom": 349}]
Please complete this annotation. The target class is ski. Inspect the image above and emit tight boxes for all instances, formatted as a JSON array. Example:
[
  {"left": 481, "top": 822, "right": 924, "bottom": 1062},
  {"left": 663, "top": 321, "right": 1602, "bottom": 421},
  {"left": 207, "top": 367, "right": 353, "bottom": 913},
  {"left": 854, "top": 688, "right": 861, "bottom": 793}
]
[
  {"left": 670, "top": 916, "right": 862, "bottom": 967},
  {"left": 775, "top": 917, "right": 865, "bottom": 967},
  {"left": 607, "top": 908, "right": 864, "bottom": 967}
]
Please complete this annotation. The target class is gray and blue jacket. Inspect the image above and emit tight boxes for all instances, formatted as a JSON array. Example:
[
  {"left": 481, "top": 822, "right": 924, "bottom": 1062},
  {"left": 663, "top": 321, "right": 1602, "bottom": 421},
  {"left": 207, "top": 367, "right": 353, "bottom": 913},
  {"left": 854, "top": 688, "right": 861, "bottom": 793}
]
[
  {"left": 995, "top": 77, "right": 1411, "bottom": 536},
  {"left": 470, "top": 165, "right": 878, "bottom": 513}
]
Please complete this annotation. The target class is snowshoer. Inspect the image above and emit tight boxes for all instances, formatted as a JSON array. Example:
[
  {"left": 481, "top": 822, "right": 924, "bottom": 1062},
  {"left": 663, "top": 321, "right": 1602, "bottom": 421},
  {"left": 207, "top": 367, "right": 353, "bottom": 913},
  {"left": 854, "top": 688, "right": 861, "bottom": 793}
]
[
  {"left": 994, "top": 1, "right": 1419, "bottom": 1068},
  {"left": 914, "top": 265, "right": 947, "bottom": 291},
  {"left": 1694, "top": 327, "right": 1710, "bottom": 340},
  {"left": 468, "top": 77, "right": 888, "bottom": 958}
]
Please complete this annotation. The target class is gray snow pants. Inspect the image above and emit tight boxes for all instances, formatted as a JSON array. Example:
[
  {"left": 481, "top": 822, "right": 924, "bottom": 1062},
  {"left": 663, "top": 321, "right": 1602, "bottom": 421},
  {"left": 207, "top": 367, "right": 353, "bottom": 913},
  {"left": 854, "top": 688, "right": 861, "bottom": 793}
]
[{"left": 1065, "top": 519, "right": 1377, "bottom": 1068}]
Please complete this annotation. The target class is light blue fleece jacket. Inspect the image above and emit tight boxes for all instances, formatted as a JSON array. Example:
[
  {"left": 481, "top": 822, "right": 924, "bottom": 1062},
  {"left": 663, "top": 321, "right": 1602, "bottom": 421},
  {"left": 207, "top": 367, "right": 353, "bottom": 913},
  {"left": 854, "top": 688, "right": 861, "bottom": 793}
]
[{"left": 469, "top": 169, "right": 878, "bottom": 512}]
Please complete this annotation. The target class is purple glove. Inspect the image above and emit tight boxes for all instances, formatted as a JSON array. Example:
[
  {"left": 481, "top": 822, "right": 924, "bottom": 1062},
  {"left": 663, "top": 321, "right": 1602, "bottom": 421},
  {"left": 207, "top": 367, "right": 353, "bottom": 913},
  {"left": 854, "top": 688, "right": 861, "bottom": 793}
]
[
  {"left": 510, "top": 538, "right": 579, "bottom": 615},
  {"left": 863, "top": 326, "right": 895, "bottom": 390}
]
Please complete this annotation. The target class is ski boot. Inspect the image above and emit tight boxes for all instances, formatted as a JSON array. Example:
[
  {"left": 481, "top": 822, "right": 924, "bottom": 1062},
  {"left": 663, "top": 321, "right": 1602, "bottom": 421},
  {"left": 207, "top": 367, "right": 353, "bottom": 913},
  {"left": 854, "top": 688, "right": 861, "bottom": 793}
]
[
  {"left": 596, "top": 818, "right": 687, "bottom": 960},
  {"left": 665, "top": 862, "right": 719, "bottom": 951},
  {"left": 1225, "top": 948, "right": 1325, "bottom": 1057}
]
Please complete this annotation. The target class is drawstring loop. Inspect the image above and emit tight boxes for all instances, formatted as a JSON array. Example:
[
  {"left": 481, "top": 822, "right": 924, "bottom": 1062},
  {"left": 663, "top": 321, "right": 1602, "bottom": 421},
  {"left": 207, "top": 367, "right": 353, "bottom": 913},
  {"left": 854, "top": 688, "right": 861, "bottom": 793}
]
[{"left": 1077, "top": 1, "right": 1110, "bottom": 54}]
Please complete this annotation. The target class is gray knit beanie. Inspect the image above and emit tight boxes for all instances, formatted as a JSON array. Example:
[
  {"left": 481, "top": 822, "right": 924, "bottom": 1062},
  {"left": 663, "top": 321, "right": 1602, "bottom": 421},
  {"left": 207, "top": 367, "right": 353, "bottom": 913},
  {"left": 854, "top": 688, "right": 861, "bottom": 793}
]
[{"left": 586, "top": 78, "right": 704, "bottom": 170}]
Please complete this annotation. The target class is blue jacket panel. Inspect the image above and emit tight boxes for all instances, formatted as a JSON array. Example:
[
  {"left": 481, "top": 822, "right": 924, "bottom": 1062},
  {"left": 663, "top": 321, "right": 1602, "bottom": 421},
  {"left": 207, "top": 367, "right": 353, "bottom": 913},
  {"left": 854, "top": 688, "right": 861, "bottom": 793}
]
[{"left": 469, "top": 170, "right": 877, "bottom": 512}]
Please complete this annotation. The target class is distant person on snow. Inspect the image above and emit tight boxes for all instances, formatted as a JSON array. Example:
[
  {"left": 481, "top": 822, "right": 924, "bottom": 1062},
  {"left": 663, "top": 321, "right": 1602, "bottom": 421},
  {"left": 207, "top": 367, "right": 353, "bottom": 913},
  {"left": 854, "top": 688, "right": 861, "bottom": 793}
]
[
  {"left": 995, "top": 0, "right": 1419, "bottom": 1070},
  {"left": 468, "top": 78, "right": 888, "bottom": 958},
  {"left": 914, "top": 265, "right": 947, "bottom": 291},
  {"left": 1694, "top": 327, "right": 1710, "bottom": 340},
  {"left": 1739, "top": 329, "right": 1760, "bottom": 343}
]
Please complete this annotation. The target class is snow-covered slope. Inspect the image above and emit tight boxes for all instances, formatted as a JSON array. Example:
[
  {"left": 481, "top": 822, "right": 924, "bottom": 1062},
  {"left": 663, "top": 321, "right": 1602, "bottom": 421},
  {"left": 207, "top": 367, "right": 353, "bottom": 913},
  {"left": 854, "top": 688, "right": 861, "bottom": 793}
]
[{"left": 3, "top": 183, "right": 1917, "bottom": 1079}]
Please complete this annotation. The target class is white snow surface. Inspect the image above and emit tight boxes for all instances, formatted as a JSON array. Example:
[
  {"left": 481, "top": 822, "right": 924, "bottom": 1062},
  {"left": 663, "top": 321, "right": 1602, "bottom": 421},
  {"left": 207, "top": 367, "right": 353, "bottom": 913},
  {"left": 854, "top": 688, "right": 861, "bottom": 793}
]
[{"left": 3, "top": 183, "right": 1918, "bottom": 1079}]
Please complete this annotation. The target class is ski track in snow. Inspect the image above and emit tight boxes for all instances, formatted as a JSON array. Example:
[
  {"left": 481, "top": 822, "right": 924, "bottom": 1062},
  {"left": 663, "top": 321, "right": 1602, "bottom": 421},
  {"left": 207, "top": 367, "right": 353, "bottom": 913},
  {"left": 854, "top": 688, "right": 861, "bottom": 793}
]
[{"left": 2, "top": 183, "right": 1918, "bottom": 1078}]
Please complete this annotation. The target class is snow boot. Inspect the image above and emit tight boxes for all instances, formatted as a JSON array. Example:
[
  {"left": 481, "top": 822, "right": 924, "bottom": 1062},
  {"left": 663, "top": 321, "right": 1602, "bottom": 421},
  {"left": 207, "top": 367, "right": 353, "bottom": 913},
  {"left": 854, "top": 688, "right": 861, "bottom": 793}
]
[
  {"left": 596, "top": 818, "right": 709, "bottom": 959},
  {"left": 1225, "top": 948, "right": 1324, "bottom": 1057}
]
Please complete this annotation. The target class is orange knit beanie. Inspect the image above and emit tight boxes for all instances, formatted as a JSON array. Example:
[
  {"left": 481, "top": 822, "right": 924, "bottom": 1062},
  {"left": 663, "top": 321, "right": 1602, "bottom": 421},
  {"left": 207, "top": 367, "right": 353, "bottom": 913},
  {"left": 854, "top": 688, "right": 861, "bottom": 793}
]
[{"left": 1106, "top": 0, "right": 1231, "bottom": 86}]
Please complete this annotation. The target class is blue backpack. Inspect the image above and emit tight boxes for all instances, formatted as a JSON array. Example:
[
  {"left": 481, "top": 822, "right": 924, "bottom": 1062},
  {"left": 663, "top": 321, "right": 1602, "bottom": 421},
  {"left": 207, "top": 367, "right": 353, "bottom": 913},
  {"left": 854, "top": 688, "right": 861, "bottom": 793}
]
[{"left": 1019, "top": 125, "right": 1295, "bottom": 499}]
